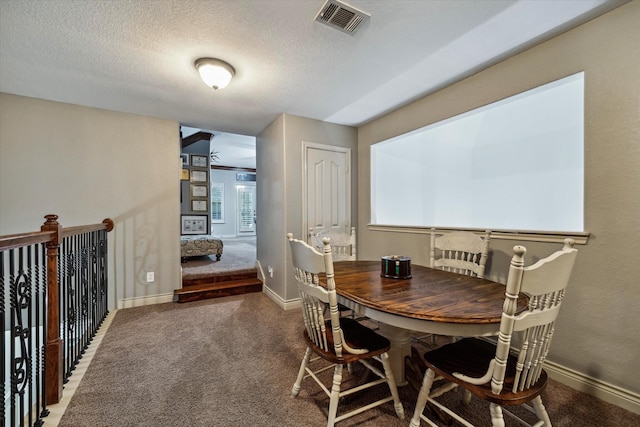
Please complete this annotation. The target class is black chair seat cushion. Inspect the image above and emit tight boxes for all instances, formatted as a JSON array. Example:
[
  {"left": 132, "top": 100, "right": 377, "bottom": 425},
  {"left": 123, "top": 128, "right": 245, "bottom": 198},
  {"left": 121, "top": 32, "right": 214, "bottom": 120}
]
[
  {"left": 424, "top": 337, "right": 547, "bottom": 406},
  {"left": 303, "top": 317, "right": 390, "bottom": 364}
]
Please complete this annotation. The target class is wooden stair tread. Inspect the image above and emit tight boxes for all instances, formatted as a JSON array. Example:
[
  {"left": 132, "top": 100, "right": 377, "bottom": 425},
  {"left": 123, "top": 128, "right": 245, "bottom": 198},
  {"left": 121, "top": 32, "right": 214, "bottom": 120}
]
[
  {"left": 175, "top": 278, "right": 262, "bottom": 294},
  {"left": 180, "top": 269, "right": 258, "bottom": 287},
  {"left": 174, "top": 273, "right": 262, "bottom": 303}
]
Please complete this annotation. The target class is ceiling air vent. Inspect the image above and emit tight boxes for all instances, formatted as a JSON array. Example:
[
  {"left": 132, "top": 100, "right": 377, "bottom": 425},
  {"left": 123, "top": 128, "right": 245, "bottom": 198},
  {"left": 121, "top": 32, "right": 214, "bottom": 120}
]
[{"left": 314, "top": 0, "right": 370, "bottom": 35}]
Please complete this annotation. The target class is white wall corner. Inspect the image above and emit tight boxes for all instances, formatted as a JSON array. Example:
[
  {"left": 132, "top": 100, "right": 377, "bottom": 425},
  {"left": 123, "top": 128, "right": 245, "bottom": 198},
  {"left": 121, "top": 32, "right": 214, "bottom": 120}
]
[{"left": 262, "top": 285, "right": 301, "bottom": 311}]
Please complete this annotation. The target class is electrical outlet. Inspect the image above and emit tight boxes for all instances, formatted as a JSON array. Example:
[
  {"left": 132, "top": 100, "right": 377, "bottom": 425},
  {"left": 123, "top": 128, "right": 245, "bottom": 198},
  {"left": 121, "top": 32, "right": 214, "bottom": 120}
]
[
  {"left": 146, "top": 272, "right": 155, "bottom": 282},
  {"left": 268, "top": 266, "right": 273, "bottom": 278}
]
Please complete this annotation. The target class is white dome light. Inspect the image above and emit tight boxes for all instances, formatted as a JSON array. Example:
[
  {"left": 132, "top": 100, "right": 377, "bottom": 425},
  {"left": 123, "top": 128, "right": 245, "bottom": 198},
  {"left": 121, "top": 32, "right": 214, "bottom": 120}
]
[{"left": 195, "top": 58, "right": 235, "bottom": 90}]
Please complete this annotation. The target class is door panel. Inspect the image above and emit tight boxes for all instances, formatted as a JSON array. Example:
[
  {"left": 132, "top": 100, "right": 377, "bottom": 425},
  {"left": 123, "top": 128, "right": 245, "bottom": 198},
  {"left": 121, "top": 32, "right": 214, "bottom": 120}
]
[{"left": 305, "top": 145, "right": 350, "bottom": 242}]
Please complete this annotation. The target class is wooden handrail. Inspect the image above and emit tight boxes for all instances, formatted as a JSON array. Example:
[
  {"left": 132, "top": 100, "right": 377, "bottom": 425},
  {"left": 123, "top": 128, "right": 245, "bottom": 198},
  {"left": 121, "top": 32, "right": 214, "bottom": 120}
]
[
  {"left": 62, "top": 217, "right": 115, "bottom": 237},
  {"left": 1, "top": 217, "right": 114, "bottom": 250},
  {"left": 0, "top": 230, "right": 56, "bottom": 251}
]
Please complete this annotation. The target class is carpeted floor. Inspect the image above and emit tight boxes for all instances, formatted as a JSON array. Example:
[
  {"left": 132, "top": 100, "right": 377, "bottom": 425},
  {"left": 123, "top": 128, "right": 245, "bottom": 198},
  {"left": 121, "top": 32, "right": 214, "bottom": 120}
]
[
  {"left": 56, "top": 292, "right": 640, "bottom": 427},
  {"left": 181, "top": 236, "right": 257, "bottom": 279}
]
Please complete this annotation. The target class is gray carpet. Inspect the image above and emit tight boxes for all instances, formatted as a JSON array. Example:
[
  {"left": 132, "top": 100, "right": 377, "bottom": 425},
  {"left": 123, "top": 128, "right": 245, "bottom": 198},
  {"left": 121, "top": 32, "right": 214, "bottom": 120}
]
[
  {"left": 57, "top": 293, "right": 640, "bottom": 427},
  {"left": 181, "top": 236, "right": 257, "bottom": 279}
]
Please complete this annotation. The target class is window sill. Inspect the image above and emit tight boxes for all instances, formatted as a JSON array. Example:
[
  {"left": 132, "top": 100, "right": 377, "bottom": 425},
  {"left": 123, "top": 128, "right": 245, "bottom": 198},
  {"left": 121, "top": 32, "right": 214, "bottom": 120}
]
[{"left": 367, "top": 224, "right": 590, "bottom": 245}]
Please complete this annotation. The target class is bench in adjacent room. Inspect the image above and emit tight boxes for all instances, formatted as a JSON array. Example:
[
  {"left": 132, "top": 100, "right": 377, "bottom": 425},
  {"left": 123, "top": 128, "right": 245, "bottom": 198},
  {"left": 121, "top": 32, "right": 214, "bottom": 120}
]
[{"left": 180, "top": 235, "right": 223, "bottom": 262}]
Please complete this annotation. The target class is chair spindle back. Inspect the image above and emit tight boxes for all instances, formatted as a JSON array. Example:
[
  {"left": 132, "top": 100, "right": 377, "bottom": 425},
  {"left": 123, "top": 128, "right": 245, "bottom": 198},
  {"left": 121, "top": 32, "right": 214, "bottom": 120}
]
[
  {"left": 287, "top": 233, "right": 347, "bottom": 357},
  {"left": 494, "top": 238, "right": 578, "bottom": 394},
  {"left": 309, "top": 227, "right": 356, "bottom": 261},
  {"left": 430, "top": 228, "right": 491, "bottom": 278}
]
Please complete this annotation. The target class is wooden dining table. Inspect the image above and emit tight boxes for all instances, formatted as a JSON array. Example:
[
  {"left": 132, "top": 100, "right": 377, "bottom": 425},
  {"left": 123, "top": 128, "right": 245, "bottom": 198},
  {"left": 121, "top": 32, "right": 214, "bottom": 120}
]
[{"left": 331, "top": 260, "right": 528, "bottom": 386}]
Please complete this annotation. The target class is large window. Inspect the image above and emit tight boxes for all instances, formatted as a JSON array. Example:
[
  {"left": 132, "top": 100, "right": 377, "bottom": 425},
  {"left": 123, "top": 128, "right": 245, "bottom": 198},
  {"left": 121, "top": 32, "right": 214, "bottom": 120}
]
[{"left": 371, "top": 72, "right": 584, "bottom": 233}]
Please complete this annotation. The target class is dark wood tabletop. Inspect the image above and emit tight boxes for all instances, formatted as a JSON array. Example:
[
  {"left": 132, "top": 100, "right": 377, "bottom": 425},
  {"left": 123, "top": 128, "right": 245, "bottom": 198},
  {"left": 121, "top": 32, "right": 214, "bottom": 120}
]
[{"left": 332, "top": 261, "right": 527, "bottom": 325}]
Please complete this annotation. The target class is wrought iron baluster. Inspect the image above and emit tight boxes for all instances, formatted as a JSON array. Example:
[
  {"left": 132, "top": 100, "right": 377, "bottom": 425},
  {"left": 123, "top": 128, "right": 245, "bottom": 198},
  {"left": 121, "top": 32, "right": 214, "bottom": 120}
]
[{"left": 1, "top": 251, "right": 6, "bottom": 427}]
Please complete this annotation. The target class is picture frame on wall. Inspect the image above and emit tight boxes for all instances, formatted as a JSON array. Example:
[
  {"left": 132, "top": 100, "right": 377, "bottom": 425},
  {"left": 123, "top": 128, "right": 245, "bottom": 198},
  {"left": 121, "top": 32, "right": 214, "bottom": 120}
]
[
  {"left": 181, "top": 168, "right": 190, "bottom": 180},
  {"left": 191, "top": 200, "right": 208, "bottom": 212},
  {"left": 181, "top": 153, "right": 189, "bottom": 166},
  {"left": 190, "top": 170, "right": 208, "bottom": 183},
  {"left": 181, "top": 215, "right": 207, "bottom": 235},
  {"left": 191, "top": 155, "right": 208, "bottom": 168},
  {"left": 191, "top": 184, "right": 208, "bottom": 198}
]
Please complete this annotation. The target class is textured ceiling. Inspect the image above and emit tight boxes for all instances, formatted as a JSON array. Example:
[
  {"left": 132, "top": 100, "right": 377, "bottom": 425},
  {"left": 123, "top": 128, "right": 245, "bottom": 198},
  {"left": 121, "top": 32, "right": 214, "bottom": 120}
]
[{"left": 0, "top": 0, "right": 626, "bottom": 140}]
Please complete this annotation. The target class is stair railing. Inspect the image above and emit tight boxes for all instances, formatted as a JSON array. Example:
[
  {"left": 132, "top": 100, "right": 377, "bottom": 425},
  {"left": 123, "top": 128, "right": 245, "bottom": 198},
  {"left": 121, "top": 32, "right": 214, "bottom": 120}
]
[{"left": 1, "top": 214, "right": 113, "bottom": 427}]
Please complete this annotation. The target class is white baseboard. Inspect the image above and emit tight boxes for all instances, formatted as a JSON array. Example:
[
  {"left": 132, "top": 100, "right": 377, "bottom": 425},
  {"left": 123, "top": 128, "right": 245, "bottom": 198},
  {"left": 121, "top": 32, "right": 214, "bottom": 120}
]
[
  {"left": 545, "top": 360, "right": 640, "bottom": 415},
  {"left": 117, "top": 292, "right": 175, "bottom": 309},
  {"left": 262, "top": 285, "right": 300, "bottom": 311}
]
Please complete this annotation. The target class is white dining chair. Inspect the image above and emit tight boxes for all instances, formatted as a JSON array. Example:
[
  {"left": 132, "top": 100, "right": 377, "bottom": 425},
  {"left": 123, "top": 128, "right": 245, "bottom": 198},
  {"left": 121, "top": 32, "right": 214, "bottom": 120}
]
[
  {"left": 429, "top": 228, "right": 490, "bottom": 278},
  {"left": 414, "top": 228, "right": 491, "bottom": 346},
  {"left": 309, "top": 227, "right": 365, "bottom": 322},
  {"left": 309, "top": 226, "right": 356, "bottom": 261},
  {"left": 287, "top": 233, "right": 405, "bottom": 427},
  {"left": 410, "top": 239, "right": 578, "bottom": 427}
]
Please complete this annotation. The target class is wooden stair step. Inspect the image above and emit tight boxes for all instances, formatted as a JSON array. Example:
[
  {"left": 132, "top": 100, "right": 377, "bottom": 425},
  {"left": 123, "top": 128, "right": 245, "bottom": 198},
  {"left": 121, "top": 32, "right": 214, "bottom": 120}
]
[
  {"left": 175, "top": 277, "right": 262, "bottom": 303},
  {"left": 178, "top": 277, "right": 262, "bottom": 293},
  {"left": 181, "top": 269, "right": 258, "bottom": 287}
]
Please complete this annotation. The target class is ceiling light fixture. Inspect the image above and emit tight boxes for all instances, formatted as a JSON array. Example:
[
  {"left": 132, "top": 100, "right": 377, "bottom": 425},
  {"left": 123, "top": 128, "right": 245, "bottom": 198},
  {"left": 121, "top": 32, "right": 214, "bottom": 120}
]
[{"left": 195, "top": 58, "right": 235, "bottom": 90}]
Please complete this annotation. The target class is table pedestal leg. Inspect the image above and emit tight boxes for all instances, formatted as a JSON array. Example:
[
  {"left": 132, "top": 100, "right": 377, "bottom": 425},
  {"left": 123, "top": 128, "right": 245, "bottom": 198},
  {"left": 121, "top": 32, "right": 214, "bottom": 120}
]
[{"left": 377, "top": 322, "right": 411, "bottom": 386}]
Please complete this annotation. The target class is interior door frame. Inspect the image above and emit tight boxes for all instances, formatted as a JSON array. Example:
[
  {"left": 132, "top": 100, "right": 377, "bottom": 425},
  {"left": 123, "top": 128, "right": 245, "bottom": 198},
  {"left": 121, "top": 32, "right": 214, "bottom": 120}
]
[{"left": 302, "top": 141, "right": 351, "bottom": 242}]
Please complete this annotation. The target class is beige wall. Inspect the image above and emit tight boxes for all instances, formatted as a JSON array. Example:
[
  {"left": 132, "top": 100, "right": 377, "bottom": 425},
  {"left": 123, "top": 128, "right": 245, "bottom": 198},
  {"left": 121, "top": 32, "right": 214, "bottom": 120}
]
[
  {"left": 256, "top": 114, "right": 287, "bottom": 300},
  {"left": 257, "top": 113, "right": 357, "bottom": 303},
  {"left": 0, "top": 94, "right": 181, "bottom": 309},
  {"left": 358, "top": 2, "right": 640, "bottom": 395}
]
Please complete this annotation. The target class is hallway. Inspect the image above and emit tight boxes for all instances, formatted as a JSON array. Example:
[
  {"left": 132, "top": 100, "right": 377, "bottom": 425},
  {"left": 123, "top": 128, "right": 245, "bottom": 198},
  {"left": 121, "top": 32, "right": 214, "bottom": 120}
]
[{"left": 181, "top": 236, "right": 257, "bottom": 278}]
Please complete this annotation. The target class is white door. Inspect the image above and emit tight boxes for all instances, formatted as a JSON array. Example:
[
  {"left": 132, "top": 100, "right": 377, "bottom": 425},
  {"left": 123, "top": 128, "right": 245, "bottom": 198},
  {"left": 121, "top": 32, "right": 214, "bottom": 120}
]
[
  {"left": 304, "top": 143, "right": 351, "bottom": 242},
  {"left": 237, "top": 184, "right": 256, "bottom": 235}
]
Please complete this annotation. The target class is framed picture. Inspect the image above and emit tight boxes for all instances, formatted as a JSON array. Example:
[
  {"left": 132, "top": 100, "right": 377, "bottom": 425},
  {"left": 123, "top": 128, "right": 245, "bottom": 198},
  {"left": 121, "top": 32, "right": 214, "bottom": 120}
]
[
  {"left": 191, "top": 184, "right": 208, "bottom": 198},
  {"left": 180, "top": 153, "right": 189, "bottom": 166},
  {"left": 181, "top": 215, "right": 208, "bottom": 235},
  {"left": 191, "top": 155, "right": 208, "bottom": 168},
  {"left": 191, "top": 200, "right": 208, "bottom": 212},
  {"left": 181, "top": 168, "right": 189, "bottom": 180},
  {"left": 190, "top": 170, "right": 208, "bottom": 183}
]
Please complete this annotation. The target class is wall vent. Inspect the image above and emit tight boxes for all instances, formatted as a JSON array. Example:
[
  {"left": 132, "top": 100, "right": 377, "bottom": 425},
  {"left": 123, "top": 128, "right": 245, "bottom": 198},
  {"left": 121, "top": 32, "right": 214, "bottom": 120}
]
[{"left": 314, "top": 0, "right": 370, "bottom": 35}]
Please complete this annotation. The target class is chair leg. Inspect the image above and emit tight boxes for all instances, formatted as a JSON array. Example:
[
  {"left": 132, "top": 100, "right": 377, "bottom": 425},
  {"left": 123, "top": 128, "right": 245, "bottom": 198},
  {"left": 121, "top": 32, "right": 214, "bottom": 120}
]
[
  {"left": 531, "top": 395, "right": 552, "bottom": 426},
  {"left": 489, "top": 403, "right": 506, "bottom": 427},
  {"left": 326, "top": 364, "right": 344, "bottom": 427},
  {"left": 462, "top": 389, "right": 472, "bottom": 405},
  {"left": 410, "top": 368, "right": 436, "bottom": 427},
  {"left": 380, "top": 352, "right": 405, "bottom": 419},
  {"left": 292, "top": 347, "right": 312, "bottom": 398}
]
